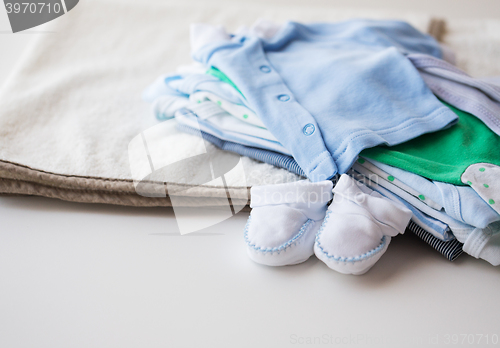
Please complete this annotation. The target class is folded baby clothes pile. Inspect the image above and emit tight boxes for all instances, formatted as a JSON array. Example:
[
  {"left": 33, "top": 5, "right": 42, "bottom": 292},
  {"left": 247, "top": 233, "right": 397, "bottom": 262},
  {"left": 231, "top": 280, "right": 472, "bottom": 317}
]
[{"left": 145, "top": 17, "right": 500, "bottom": 274}]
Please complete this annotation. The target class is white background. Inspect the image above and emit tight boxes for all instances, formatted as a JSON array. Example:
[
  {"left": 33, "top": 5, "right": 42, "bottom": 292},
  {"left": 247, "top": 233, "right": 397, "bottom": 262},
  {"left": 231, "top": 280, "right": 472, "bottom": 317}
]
[{"left": 1, "top": 1, "right": 500, "bottom": 347}]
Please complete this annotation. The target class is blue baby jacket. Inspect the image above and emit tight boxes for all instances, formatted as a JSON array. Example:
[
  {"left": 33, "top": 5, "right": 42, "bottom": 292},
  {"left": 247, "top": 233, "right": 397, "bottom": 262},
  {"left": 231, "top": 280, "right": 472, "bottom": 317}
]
[{"left": 192, "top": 19, "right": 458, "bottom": 181}]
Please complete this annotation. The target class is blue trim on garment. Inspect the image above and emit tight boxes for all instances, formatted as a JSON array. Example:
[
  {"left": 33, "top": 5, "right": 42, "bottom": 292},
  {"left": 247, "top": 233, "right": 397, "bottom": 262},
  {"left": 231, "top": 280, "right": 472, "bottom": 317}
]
[
  {"left": 244, "top": 216, "right": 314, "bottom": 254},
  {"left": 176, "top": 123, "right": 306, "bottom": 177}
]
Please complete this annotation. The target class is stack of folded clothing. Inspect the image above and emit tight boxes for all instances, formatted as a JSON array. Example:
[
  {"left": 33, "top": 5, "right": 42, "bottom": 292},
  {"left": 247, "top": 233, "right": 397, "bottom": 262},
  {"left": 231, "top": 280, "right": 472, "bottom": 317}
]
[{"left": 144, "top": 18, "right": 500, "bottom": 274}]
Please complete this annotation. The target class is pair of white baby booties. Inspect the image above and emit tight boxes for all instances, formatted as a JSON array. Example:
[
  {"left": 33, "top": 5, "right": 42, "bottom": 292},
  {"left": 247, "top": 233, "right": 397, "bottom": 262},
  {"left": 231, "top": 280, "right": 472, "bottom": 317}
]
[{"left": 245, "top": 174, "right": 413, "bottom": 275}]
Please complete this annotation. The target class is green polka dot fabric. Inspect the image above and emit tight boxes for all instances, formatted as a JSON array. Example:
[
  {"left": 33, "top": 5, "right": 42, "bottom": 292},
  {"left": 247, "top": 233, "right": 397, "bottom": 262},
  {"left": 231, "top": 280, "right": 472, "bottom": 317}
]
[
  {"left": 461, "top": 163, "right": 500, "bottom": 213},
  {"left": 354, "top": 157, "right": 442, "bottom": 210}
]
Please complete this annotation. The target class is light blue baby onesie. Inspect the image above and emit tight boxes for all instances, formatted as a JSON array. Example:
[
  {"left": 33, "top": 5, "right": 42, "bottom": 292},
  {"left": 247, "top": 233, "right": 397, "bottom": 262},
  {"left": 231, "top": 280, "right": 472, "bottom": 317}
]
[{"left": 191, "top": 19, "right": 458, "bottom": 181}]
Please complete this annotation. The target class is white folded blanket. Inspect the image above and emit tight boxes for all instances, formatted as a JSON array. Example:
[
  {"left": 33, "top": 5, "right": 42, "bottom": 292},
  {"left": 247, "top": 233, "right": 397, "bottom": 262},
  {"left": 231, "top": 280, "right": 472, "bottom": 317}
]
[{"left": 2, "top": 0, "right": 491, "bottom": 206}]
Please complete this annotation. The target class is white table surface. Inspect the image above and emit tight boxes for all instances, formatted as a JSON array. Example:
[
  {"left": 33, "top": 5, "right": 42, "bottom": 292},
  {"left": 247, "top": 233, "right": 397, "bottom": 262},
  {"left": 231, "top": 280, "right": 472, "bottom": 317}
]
[{"left": 1, "top": 2, "right": 500, "bottom": 348}]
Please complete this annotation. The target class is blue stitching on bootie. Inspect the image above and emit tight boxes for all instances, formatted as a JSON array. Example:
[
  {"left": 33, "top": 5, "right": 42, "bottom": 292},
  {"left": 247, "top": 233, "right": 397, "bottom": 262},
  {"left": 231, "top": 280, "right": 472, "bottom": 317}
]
[
  {"left": 244, "top": 216, "right": 313, "bottom": 255},
  {"left": 315, "top": 209, "right": 388, "bottom": 263}
]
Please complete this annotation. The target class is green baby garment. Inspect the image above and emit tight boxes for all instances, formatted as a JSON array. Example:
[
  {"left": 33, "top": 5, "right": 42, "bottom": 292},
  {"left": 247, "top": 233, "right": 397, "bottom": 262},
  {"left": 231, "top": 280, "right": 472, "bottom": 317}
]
[
  {"left": 361, "top": 102, "right": 500, "bottom": 213},
  {"left": 361, "top": 102, "right": 500, "bottom": 186}
]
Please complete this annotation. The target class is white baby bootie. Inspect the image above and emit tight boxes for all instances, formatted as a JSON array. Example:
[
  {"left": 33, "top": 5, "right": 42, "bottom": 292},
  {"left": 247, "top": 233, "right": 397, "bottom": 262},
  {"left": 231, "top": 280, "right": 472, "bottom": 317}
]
[
  {"left": 245, "top": 180, "right": 333, "bottom": 266},
  {"left": 314, "top": 175, "right": 412, "bottom": 275}
]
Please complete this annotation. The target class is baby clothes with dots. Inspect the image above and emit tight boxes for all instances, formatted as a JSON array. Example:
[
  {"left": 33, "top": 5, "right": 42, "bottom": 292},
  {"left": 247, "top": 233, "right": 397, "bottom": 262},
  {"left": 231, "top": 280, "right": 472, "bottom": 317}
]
[{"left": 362, "top": 102, "right": 500, "bottom": 212}]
